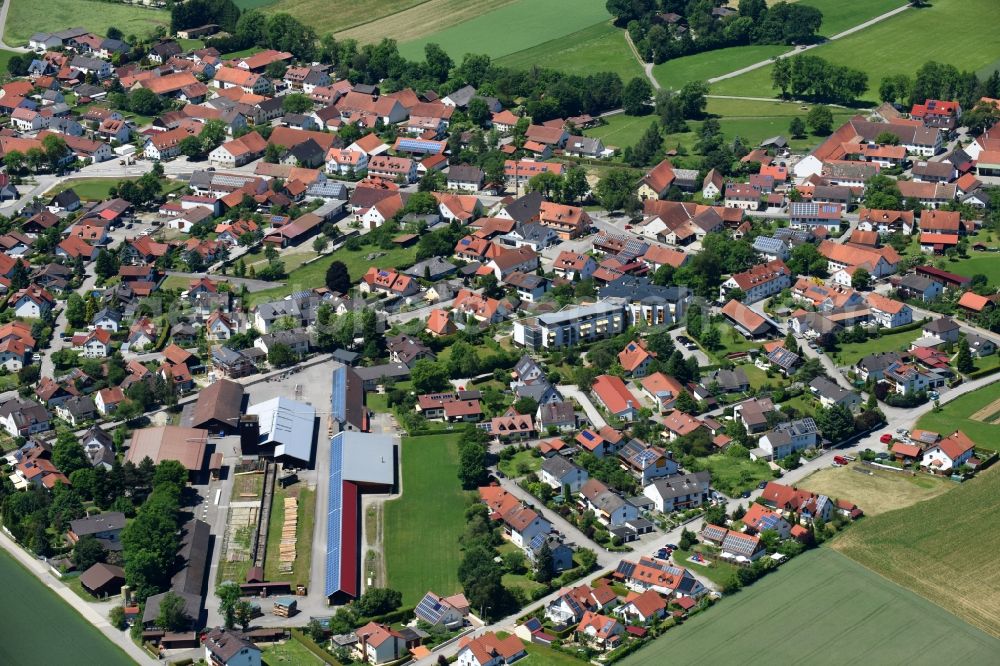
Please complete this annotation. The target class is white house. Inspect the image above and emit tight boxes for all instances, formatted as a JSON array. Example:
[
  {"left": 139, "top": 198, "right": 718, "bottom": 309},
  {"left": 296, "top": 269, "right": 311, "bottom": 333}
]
[
  {"left": 920, "top": 430, "right": 975, "bottom": 472},
  {"left": 203, "top": 628, "right": 261, "bottom": 666},
  {"left": 866, "top": 294, "right": 913, "bottom": 329},
  {"left": 757, "top": 418, "right": 818, "bottom": 460},
  {"left": 540, "top": 455, "right": 589, "bottom": 493},
  {"left": 642, "top": 471, "right": 710, "bottom": 514},
  {"left": 503, "top": 505, "right": 550, "bottom": 549}
]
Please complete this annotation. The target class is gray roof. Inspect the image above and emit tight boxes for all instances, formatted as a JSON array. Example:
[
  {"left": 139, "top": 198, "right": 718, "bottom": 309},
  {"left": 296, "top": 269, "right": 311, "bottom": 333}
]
[
  {"left": 899, "top": 274, "right": 937, "bottom": 292},
  {"left": 753, "top": 236, "right": 787, "bottom": 254},
  {"left": 445, "top": 85, "right": 477, "bottom": 107},
  {"left": 536, "top": 299, "right": 624, "bottom": 326},
  {"left": 447, "top": 164, "right": 484, "bottom": 183},
  {"left": 541, "top": 454, "right": 583, "bottom": 480},
  {"left": 405, "top": 256, "right": 457, "bottom": 280},
  {"left": 353, "top": 362, "right": 410, "bottom": 382},
  {"left": 646, "top": 471, "right": 710, "bottom": 499},
  {"left": 69, "top": 512, "right": 126, "bottom": 536},
  {"left": 247, "top": 397, "right": 316, "bottom": 463},
  {"left": 599, "top": 276, "right": 690, "bottom": 305},
  {"left": 809, "top": 376, "right": 855, "bottom": 402},
  {"left": 924, "top": 316, "right": 959, "bottom": 333}
]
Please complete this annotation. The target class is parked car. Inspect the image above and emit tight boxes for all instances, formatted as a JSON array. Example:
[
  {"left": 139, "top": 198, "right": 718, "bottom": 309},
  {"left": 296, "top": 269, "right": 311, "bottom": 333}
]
[
  {"left": 833, "top": 455, "right": 849, "bottom": 465},
  {"left": 741, "top": 490, "right": 751, "bottom": 498},
  {"left": 757, "top": 481, "right": 767, "bottom": 489},
  {"left": 879, "top": 433, "right": 893, "bottom": 444}
]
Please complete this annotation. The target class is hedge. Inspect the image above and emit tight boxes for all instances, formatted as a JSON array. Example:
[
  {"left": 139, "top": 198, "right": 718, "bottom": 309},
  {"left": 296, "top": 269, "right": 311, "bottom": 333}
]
[{"left": 289, "top": 629, "right": 342, "bottom": 666}]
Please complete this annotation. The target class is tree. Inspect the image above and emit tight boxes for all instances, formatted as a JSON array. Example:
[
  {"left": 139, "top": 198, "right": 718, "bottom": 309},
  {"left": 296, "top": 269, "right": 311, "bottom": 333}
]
[
  {"left": 53, "top": 434, "right": 90, "bottom": 478},
  {"left": 282, "top": 93, "right": 313, "bottom": 114},
  {"left": 355, "top": 587, "right": 402, "bottom": 617},
  {"left": 95, "top": 249, "right": 120, "bottom": 280},
  {"left": 466, "top": 97, "right": 490, "bottom": 127},
  {"left": 157, "top": 592, "right": 190, "bottom": 631},
  {"left": 535, "top": 540, "right": 554, "bottom": 583},
  {"left": 235, "top": 600, "right": 254, "bottom": 630},
  {"left": 851, "top": 268, "right": 871, "bottom": 291},
  {"left": 325, "top": 260, "right": 350, "bottom": 294},
  {"left": 267, "top": 342, "right": 297, "bottom": 368},
  {"left": 109, "top": 606, "right": 127, "bottom": 630},
  {"left": 676, "top": 80, "right": 709, "bottom": 119},
  {"left": 788, "top": 243, "right": 827, "bottom": 277},
  {"left": 788, "top": 116, "right": 806, "bottom": 139},
  {"left": 674, "top": 390, "right": 698, "bottom": 415},
  {"left": 956, "top": 338, "right": 974, "bottom": 373},
  {"left": 65, "top": 292, "right": 86, "bottom": 328},
  {"left": 423, "top": 42, "right": 453, "bottom": 82},
  {"left": 701, "top": 325, "right": 721, "bottom": 351},
  {"left": 73, "top": 535, "right": 106, "bottom": 571},
  {"left": 806, "top": 105, "right": 834, "bottom": 135},
  {"left": 622, "top": 77, "right": 653, "bottom": 115},
  {"left": 815, "top": 404, "right": 855, "bottom": 444},
  {"left": 596, "top": 168, "right": 638, "bottom": 212},
  {"left": 217, "top": 582, "right": 241, "bottom": 629},
  {"left": 576, "top": 547, "right": 597, "bottom": 572},
  {"left": 513, "top": 397, "right": 538, "bottom": 416},
  {"left": 5, "top": 150, "right": 25, "bottom": 175},
  {"left": 127, "top": 87, "right": 162, "bottom": 116},
  {"left": 863, "top": 174, "right": 903, "bottom": 210},
  {"left": 411, "top": 359, "right": 450, "bottom": 393}
]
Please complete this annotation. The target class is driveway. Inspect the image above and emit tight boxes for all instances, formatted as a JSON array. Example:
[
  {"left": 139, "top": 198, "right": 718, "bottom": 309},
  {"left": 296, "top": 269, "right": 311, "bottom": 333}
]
[
  {"left": 558, "top": 384, "right": 607, "bottom": 429},
  {"left": 670, "top": 327, "right": 710, "bottom": 366}
]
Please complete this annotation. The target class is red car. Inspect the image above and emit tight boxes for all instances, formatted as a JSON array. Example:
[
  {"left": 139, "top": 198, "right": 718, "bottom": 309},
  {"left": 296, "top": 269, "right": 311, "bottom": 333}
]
[{"left": 879, "top": 433, "right": 893, "bottom": 444}]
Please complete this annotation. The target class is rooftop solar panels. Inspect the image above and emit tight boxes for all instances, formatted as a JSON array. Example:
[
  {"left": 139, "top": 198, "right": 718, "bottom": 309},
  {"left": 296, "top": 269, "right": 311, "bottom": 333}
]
[
  {"left": 331, "top": 365, "right": 346, "bottom": 424},
  {"left": 416, "top": 593, "right": 444, "bottom": 624},
  {"left": 324, "top": 433, "right": 344, "bottom": 598}
]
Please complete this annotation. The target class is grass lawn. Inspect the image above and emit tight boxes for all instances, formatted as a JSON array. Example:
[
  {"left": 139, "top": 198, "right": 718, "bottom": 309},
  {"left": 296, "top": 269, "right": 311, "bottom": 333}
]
[
  {"left": 397, "top": 0, "right": 610, "bottom": 61},
  {"left": 739, "top": 363, "right": 771, "bottom": 390},
  {"left": 235, "top": 0, "right": 278, "bottom": 9},
  {"left": 221, "top": 46, "right": 265, "bottom": 60},
  {"left": 946, "top": 253, "right": 1000, "bottom": 287},
  {"left": 261, "top": 637, "right": 325, "bottom": 665},
  {"left": 670, "top": 547, "right": 738, "bottom": 588},
  {"left": 176, "top": 38, "right": 205, "bottom": 51},
  {"left": 263, "top": 484, "right": 314, "bottom": 588},
  {"left": 802, "top": 0, "right": 909, "bottom": 37},
  {"left": 833, "top": 465, "right": 1000, "bottom": 638},
  {"left": 620, "top": 548, "right": 1000, "bottom": 665},
  {"left": 498, "top": 448, "right": 543, "bottom": 479},
  {"left": 521, "top": 642, "right": 589, "bottom": 665},
  {"left": 45, "top": 177, "right": 185, "bottom": 201},
  {"left": 587, "top": 113, "right": 659, "bottom": 150},
  {"left": 915, "top": 380, "right": 1000, "bottom": 450},
  {"left": 797, "top": 464, "right": 951, "bottom": 516},
  {"left": 6, "top": 0, "right": 168, "bottom": 45},
  {"left": 384, "top": 434, "right": 469, "bottom": 605},
  {"left": 502, "top": 572, "right": 546, "bottom": 597},
  {"left": 497, "top": 20, "right": 644, "bottom": 83},
  {"left": 366, "top": 392, "right": 389, "bottom": 413},
  {"left": 707, "top": 322, "right": 763, "bottom": 361},
  {"left": 653, "top": 44, "right": 789, "bottom": 90},
  {"left": 711, "top": 0, "right": 1000, "bottom": 102},
  {"left": 831, "top": 328, "right": 921, "bottom": 367},
  {"left": 246, "top": 243, "right": 418, "bottom": 307},
  {"left": 247, "top": 249, "right": 319, "bottom": 274},
  {"left": 690, "top": 454, "right": 774, "bottom": 496}
]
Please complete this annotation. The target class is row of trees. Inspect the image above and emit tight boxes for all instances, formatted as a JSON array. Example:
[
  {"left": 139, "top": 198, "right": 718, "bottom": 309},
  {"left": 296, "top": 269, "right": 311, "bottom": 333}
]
[
  {"left": 879, "top": 61, "right": 1000, "bottom": 114},
  {"left": 772, "top": 55, "right": 869, "bottom": 104}
]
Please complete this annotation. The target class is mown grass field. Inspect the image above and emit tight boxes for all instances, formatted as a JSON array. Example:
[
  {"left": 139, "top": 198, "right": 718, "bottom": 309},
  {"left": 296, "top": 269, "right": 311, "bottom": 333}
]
[
  {"left": 691, "top": 454, "right": 774, "bottom": 496},
  {"left": 802, "top": 0, "right": 908, "bottom": 37},
  {"left": 620, "top": 547, "right": 1000, "bottom": 665},
  {"left": 797, "top": 464, "right": 952, "bottom": 516},
  {"left": 258, "top": 0, "right": 430, "bottom": 37},
  {"left": 6, "top": 0, "right": 168, "bottom": 45},
  {"left": 916, "top": 380, "right": 1000, "bottom": 450},
  {"left": 834, "top": 466, "right": 1000, "bottom": 638},
  {"left": 337, "top": 0, "right": 515, "bottom": 46},
  {"left": 45, "top": 177, "right": 185, "bottom": 202},
  {"left": 497, "top": 21, "right": 643, "bottom": 83},
  {"left": 0, "top": 549, "right": 134, "bottom": 666},
  {"left": 711, "top": 0, "right": 1000, "bottom": 102},
  {"left": 946, "top": 252, "right": 1000, "bottom": 287},
  {"left": 397, "top": 0, "right": 610, "bottom": 60},
  {"left": 383, "top": 434, "right": 468, "bottom": 605},
  {"left": 653, "top": 44, "right": 788, "bottom": 90},
  {"left": 245, "top": 242, "right": 418, "bottom": 307},
  {"left": 831, "top": 327, "right": 921, "bottom": 366}
]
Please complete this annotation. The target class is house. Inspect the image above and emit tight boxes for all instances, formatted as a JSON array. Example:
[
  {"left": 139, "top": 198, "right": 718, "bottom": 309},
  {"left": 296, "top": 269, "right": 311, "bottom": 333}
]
[
  {"left": 638, "top": 372, "right": 685, "bottom": 412},
  {"left": 478, "top": 486, "right": 550, "bottom": 547},
  {"left": 642, "top": 471, "right": 710, "bottom": 513},
  {"left": 79, "top": 562, "right": 126, "bottom": 597},
  {"left": 206, "top": 311, "right": 237, "bottom": 340},
  {"left": 809, "top": 377, "right": 861, "bottom": 411},
  {"left": 540, "top": 455, "right": 589, "bottom": 492},
  {"left": 910, "top": 99, "right": 961, "bottom": 131},
  {"left": 55, "top": 395, "right": 96, "bottom": 426},
  {"left": 702, "top": 169, "right": 723, "bottom": 199},
  {"left": 719, "top": 259, "right": 791, "bottom": 304},
  {"left": 575, "top": 428, "right": 624, "bottom": 459},
  {"left": 966, "top": 333, "right": 996, "bottom": 358},
  {"left": 613, "top": 556, "right": 707, "bottom": 598},
  {"left": 577, "top": 611, "right": 625, "bottom": 650},
  {"left": 536, "top": 401, "right": 575, "bottom": 431},
  {"left": 91, "top": 308, "right": 122, "bottom": 332},
  {"left": 702, "top": 368, "right": 750, "bottom": 395},
  {"left": 95, "top": 387, "right": 125, "bottom": 415},
  {"left": 757, "top": 418, "right": 819, "bottom": 460},
  {"left": 895, "top": 274, "right": 943, "bottom": 302},
  {"left": 447, "top": 164, "right": 485, "bottom": 192},
  {"left": 415, "top": 591, "right": 469, "bottom": 630},
  {"left": 600, "top": 277, "right": 691, "bottom": 328},
  {"left": 591, "top": 375, "right": 641, "bottom": 422},
  {"left": 360, "top": 267, "right": 421, "bottom": 298},
  {"left": 733, "top": 397, "right": 775, "bottom": 434},
  {"left": 721, "top": 299, "right": 774, "bottom": 338},
  {"left": 923, "top": 317, "right": 960, "bottom": 343},
  {"left": 724, "top": 183, "right": 762, "bottom": 211},
  {"left": 866, "top": 293, "right": 913, "bottom": 328},
  {"left": 920, "top": 430, "right": 975, "bottom": 472},
  {"left": 67, "top": 512, "right": 125, "bottom": 551},
  {"left": 354, "top": 622, "right": 406, "bottom": 665},
  {"left": 741, "top": 503, "right": 794, "bottom": 539},
  {"left": 0, "top": 397, "right": 51, "bottom": 437},
  {"left": 487, "top": 246, "right": 539, "bottom": 280},
  {"left": 614, "top": 590, "right": 666, "bottom": 625},
  {"left": 957, "top": 291, "right": 994, "bottom": 315},
  {"left": 71, "top": 328, "right": 112, "bottom": 358},
  {"left": 896, "top": 180, "right": 956, "bottom": 209},
  {"left": 618, "top": 340, "right": 654, "bottom": 378},
  {"left": 456, "top": 631, "right": 525, "bottom": 666},
  {"left": 637, "top": 159, "right": 676, "bottom": 200},
  {"left": 579, "top": 479, "right": 638, "bottom": 527},
  {"left": 505, "top": 272, "right": 549, "bottom": 303},
  {"left": 527, "top": 533, "right": 574, "bottom": 573},
  {"left": 209, "top": 131, "right": 267, "bottom": 167},
  {"left": 386, "top": 334, "right": 435, "bottom": 368},
  {"left": 203, "top": 628, "right": 261, "bottom": 666},
  {"left": 856, "top": 208, "right": 915, "bottom": 236},
  {"left": 81, "top": 426, "right": 115, "bottom": 469},
  {"left": 618, "top": 439, "right": 677, "bottom": 485},
  {"left": 11, "top": 285, "right": 56, "bottom": 318},
  {"left": 789, "top": 202, "right": 842, "bottom": 232},
  {"left": 818, "top": 240, "right": 899, "bottom": 282},
  {"left": 485, "top": 409, "right": 536, "bottom": 443},
  {"left": 552, "top": 251, "right": 597, "bottom": 281}
]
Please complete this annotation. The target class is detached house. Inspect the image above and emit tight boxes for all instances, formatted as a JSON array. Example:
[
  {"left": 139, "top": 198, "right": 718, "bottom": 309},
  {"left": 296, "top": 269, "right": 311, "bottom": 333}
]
[
  {"left": 921, "top": 430, "right": 975, "bottom": 472},
  {"left": 719, "top": 259, "right": 791, "bottom": 304}
]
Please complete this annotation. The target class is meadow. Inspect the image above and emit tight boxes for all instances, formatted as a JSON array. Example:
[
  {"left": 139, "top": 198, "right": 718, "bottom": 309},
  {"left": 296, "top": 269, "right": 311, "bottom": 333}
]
[
  {"left": 831, "top": 327, "right": 921, "bottom": 367},
  {"left": 257, "top": 0, "right": 432, "bottom": 37},
  {"left": 797, "top": 464, "right": 951, "bottom": 515},
  {"left": 0, "top": 548, "right": 134, "bottom": 666},
  {"left": 711, "top": 0, "right": 1000, "bottom": 102},
  {"left": 915, "top": 380, "right": 1000, "bottom": 450},
  {"left": 620, "top": 548, "right": 1000, "bottom": 665},
  {"left": 653, "top": 45, "right": 788, "bottom": 90},
  {"left": 5, "top": 0, "right": 168, "bottom": 45},
  {"left": 337, "top": 0, "right": 515, "bottom": 46},
  {"left": 46, "top": 177, "right": 185, "bottom": 202},
  {"left": 946, "top": 252, "right": 1000, "bottom": 287},
  {"left": 833, "top": 466, "right": 1000, "bottom": 637},
  {"left": 383, "top": 433, "right": 469, "bottom": 605},
  {"left": 802, "top": 0, "right": 908, "bottom": 37},
  {"left": 497, "top": 21, "right": 644, "bottom": 84},
  {"left": 397, "top": 0, "right": 610, "bottom": 61}
]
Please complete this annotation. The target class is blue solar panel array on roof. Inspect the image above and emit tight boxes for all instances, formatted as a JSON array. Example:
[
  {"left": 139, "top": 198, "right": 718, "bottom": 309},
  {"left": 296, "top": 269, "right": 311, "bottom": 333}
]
[
  {"left": 325, "top": 432, "right": 344, "bottom": 597},
  {"left": 415, "top": 593, "right": 444, "bottom": 624},
  {"left": 581, "top": 431, "right": 595, "bottom": 441},
  {"left": 528, "top": 532, "right": 546, "bottom": 550},
  {"left": 331, "top": 366, "right": 346, "bottom": 425}
]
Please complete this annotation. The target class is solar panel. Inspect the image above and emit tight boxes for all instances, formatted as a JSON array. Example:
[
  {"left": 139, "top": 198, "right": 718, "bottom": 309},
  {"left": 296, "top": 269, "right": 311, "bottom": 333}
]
[
  {"left": 325, "top": 433, "right": 344, "bottom": 597},
  {"left": 330, "top": 367, "right": 346, "bottom": 424}
]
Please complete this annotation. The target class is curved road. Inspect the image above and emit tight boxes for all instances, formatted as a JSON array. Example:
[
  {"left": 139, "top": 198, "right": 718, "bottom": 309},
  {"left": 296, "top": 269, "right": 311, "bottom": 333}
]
[{"left": 0, "top": 0, "right": 29, "bottom": 52}]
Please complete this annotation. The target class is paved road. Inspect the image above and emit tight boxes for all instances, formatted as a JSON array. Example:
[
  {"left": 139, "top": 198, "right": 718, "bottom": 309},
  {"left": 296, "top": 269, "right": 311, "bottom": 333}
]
[
  {"left": 670, "top": 327, "right": 710, "bottom": 366},
  {"left": 623, "top": 30, "right": 660, "bottom": 91},
  {"left": 707, "top": 4, "right": 912, "bottom": 84},
  {"left": 0, "top": 529, "right": 157, "bottom": 663},
  {"left": 0, "top": 0, "right": 30, "bottom": 52},
  {"left": 558, "top": 384, "right": 608, "bottom": 429},
  {"left": 40, "top": 272, "right": 98, "bottom": 378}
]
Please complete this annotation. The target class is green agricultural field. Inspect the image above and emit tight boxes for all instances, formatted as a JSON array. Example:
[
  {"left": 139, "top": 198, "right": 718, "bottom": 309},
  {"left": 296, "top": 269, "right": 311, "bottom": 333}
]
[
  {"left": 383, "top": 434, "right": 469, "bottom": 605},
  {"left": 802, "top": 0, "right": 909, "bottom": 37},
  {"left": 834, "top": 466, "right": 1000, "bottom": 638},
  {"left": 0, "top": 549, "right": 134, "bottom": 665},
  {"left": 711, "top": 0, "right": 1000, "bottom": 102},
  {"left": 620, "top": 548, "right": 1000, "bottom": 665},
  {"left": 831, "top": 327, "right": 921, "bottom": 367},
  {"left": 497, "top": 21, "right": 643, "bottom": 83},
  {"left": 915, "top": 380, "right": 1000, "bottom": 450},
  {"left": 5, "top": 0, "right": 168, "bottom": 45},
  {"left": 398, "top": 0, "right": 610, "bottom": 61},
  {"left": 234, "top": 0, "right": 277, "bottom": 9},
  {"left": 336, "top": 0, "right": 515, "bottom": 46},
  {"left": 245, "top": 242, "right": 418, "bottom": 307},
  {"left": 653, "top": 45, "right": 788, "bottom": 90}
]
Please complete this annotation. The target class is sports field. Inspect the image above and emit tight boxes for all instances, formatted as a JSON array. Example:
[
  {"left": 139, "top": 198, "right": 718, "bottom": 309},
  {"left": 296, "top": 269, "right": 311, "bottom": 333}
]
[
  {"left": 497, "top": 21, "right": 643, "bottom": 83},
  {"left": 5, "top": 0, "right": 168, "bottom": 45},
  {"left": 796, "top": 464, "right": 951, "bottom": 516},
  {"left": 619, "top": 548, "right": 1000, "bottom": 665},
  {"left": 0, "top": 548, "right": 134, "bottom": 666},
  {"left": 383, "top": 433, "right": 468, "bottom": 605},
  {"left": 711, "top": 0, "right": 1000, "bottom": 101},
  {"left": 397, "top": 0, "right": 610, "bottom": 61},
  {"left": 834, "top": 466, "right": 1000, "bottom": 637},
  {"left": 915, "top": 380, "right": 1000, "bottom": 450}
]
